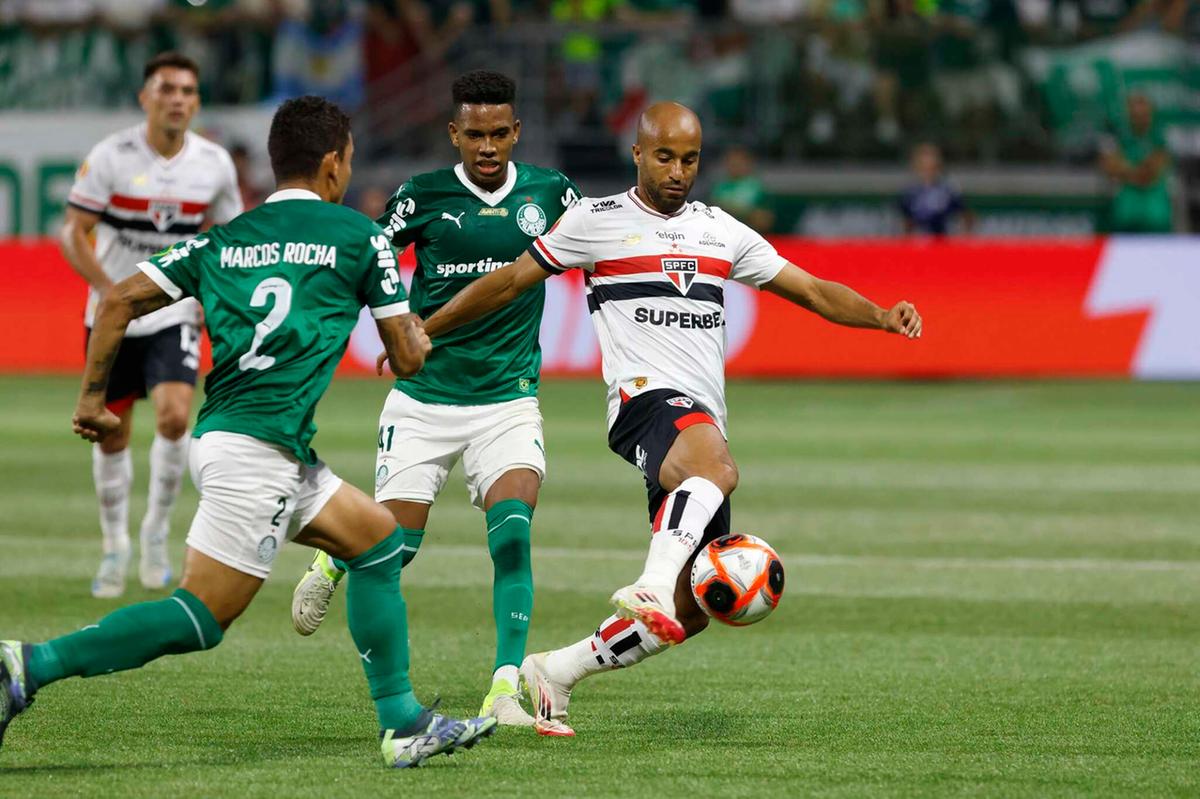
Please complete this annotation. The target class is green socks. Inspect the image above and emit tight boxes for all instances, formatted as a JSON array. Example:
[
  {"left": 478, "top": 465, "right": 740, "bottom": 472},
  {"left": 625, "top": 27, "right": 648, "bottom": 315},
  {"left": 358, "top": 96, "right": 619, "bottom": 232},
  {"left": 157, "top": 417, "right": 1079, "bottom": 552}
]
[
  {"left": 486, "top": 499, "right": 534, "bottom": 673},
  {"left": 343, "top": 526, "right": 425, "bottom": 732},
  {"left": 333, "top": 526, "right": 424, "bottom": 573},
  {"left": 27, "top": 588, "right": 223, "bottom": 689}
]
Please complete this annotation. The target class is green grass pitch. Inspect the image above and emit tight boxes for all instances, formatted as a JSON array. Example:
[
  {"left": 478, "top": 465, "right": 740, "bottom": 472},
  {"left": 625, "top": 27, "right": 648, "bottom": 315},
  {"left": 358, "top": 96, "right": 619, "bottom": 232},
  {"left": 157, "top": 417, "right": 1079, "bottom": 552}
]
[{"left": 1, "top": 376, "right": 1198, "bottom": 797}]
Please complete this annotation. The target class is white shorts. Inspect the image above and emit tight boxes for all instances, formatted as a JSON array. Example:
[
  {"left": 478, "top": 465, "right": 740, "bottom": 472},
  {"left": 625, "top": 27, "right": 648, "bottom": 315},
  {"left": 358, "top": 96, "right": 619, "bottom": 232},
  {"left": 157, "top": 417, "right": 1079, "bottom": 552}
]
[
  {"left": 186, "top": 431, "right": 343, "bottom": 578},
  {"left": 374, "top": 390, "right": 546, "bottom": 509}
]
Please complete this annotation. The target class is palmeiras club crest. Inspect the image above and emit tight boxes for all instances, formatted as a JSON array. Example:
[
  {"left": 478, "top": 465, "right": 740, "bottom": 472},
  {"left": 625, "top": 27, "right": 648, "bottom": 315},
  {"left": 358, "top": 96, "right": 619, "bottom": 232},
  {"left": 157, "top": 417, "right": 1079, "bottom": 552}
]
[
  {"left": 661, "top": 257, "right": 699, "bottom": 294},
  {"left": 149, "top": 199, "right": 182, "bottom": 232}
]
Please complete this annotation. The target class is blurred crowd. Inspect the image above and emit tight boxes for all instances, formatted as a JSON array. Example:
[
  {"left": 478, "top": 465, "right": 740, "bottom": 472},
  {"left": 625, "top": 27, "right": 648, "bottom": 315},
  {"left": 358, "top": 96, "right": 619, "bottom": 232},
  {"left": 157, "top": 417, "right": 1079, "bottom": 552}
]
[{"left": 2, "top": 0, "right": 1195, "bottom": 231}]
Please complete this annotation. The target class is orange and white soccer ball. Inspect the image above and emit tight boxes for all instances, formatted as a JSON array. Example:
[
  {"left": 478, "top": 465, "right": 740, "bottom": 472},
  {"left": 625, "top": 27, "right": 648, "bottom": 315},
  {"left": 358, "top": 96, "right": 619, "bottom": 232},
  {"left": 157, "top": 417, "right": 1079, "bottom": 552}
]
[{"left": 690, "top": 534, "right": 785, "bottom": 626}]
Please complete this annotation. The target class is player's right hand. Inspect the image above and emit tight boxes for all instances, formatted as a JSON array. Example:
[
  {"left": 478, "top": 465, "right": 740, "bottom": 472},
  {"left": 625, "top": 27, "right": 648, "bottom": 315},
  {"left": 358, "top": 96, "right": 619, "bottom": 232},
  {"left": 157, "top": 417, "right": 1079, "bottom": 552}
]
[
  {"left": 72, "top": 403, "right": 121, "bottom": 443},
  {"left": 883, "top": 301, "right": 922, "bottom": 339}
]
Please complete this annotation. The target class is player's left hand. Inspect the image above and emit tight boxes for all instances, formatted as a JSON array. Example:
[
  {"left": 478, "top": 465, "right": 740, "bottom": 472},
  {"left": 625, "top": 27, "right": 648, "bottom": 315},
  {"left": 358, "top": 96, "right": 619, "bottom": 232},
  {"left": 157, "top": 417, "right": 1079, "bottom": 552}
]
[
  {"left": 883, "top": 301, "right": 922, "bottom": 339},
  {"left": 72, "top": 401, "right": 121, "bottom": 442}
]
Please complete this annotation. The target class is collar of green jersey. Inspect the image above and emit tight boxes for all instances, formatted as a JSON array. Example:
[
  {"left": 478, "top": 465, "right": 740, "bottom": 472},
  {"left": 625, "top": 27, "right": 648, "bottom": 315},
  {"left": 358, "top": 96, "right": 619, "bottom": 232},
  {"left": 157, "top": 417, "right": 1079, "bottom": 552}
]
[{"left": 453, "top": 162, "right": 518, "bottom": 207}]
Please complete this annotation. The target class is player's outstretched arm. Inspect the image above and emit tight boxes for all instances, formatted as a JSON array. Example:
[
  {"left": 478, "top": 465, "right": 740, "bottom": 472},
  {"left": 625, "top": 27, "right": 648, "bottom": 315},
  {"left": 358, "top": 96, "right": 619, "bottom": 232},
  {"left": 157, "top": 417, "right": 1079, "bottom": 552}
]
[
  {"left": 377, "top": 313, "right": 432, "bottom": 379},
  {"left": 763, "top": 263, "right": 922, "bottom": 339},
  {"left": 73, "top": 272, "right": 173, "bottom": 442},
  {"left": 424, "top": 252, "right": 551, "bottom": 338}
]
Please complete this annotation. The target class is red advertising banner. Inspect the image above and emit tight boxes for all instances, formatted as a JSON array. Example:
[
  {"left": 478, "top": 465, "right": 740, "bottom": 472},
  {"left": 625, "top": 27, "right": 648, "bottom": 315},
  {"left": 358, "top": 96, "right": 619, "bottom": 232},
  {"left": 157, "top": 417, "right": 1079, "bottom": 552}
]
[{"left": 3, "top": 238, "right": 1196, "bottom": 379}]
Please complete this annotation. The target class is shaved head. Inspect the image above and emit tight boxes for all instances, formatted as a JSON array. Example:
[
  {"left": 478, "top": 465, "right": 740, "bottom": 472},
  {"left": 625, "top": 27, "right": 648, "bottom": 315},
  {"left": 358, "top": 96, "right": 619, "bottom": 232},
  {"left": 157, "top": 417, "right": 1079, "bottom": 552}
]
[
  {"left": 632, "top": 102, "right": 703, "bottom": 214},
  {"left": 636, "top": 102, "right": 702, "bottom": 148}
]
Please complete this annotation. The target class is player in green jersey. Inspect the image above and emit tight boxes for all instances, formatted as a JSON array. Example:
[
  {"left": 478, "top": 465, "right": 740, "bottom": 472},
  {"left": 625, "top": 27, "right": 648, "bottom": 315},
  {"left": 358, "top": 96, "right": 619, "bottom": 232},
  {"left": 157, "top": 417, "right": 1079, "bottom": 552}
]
[
  {"left": 290, "top": 71, "right": 580, "bottom": 726},
  {"left": 0, "top": 96, "right": 497, "bottom": 768}
]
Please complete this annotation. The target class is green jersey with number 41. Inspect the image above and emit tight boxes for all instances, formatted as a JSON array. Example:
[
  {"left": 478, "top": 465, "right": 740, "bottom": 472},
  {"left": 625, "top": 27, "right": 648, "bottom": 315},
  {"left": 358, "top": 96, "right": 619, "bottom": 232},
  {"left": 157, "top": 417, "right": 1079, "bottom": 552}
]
[
  {"left": 379, "top": 161, "right": 579, "bottom": 405},
  {"left": 138, "top": 190, "right": 408, "bottom": 465}
]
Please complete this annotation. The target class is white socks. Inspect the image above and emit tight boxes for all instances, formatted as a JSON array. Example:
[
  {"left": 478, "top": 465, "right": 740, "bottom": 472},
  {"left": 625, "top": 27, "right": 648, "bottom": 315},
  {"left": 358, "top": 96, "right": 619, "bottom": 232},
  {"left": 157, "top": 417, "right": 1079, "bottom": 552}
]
[
  {"left": 637, "top": 476, "right": 725, "bottom": 588},
  {"left": 493, "top": 664, "right": 519, "bottom": 688},
  {"left": 92, "top": 446, "right": 132, "bottom": 556},
  {"left": 140, "top": 432, "right": 189, "bottom": 540},
  {"left": 547, "top": 614, "right": 669, "bottom": 685}
]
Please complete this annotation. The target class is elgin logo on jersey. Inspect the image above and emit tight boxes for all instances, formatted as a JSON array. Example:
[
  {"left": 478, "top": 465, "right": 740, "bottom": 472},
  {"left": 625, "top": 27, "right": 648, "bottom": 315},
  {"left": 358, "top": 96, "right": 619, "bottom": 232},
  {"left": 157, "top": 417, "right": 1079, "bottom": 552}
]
[{"left": 662, "top": 257, "right": 699, "bottom": 294}]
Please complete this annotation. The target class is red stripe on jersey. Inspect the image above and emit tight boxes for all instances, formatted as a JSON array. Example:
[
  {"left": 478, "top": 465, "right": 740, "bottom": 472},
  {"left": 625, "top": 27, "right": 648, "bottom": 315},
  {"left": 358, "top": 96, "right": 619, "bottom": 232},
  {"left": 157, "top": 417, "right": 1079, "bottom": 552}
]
[
  {"left": 674, "top": 412, "right": 716, "bottom": 432},
  {"left": 533, "top": 238, "right": 564, "bottom": 268},
  {"left": 599, "top": 618, "right": 635, "bottom": 642},
  {"left": 110, "top": 193, "right": 209, "bottom": 216},
  {"left": 593, "top": 254, "right": 731, "bottom": 279},
  {"left": 68, "top": 192, "right": 107, "bottom": 211}
]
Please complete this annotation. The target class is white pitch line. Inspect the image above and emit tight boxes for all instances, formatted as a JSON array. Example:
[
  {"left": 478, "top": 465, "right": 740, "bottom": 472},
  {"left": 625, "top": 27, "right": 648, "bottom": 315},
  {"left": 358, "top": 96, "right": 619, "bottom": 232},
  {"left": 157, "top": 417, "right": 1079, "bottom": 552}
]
[
  {"left": 429, "top": 545, "right": 1200, "bottom": 574},
  {"left": 2, "top": 537, "right": 1197, "bottom": 576}
]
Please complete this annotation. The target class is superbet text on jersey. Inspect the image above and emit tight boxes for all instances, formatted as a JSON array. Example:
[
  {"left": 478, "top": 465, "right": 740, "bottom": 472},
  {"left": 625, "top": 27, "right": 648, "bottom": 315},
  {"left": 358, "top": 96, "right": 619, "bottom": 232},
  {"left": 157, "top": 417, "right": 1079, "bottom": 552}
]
[
  {"left": 68, "top": 123, "right": 242, "bottom": 337},
  {"left": 528, "top": 189, "right": 787, "bottom": 433}
]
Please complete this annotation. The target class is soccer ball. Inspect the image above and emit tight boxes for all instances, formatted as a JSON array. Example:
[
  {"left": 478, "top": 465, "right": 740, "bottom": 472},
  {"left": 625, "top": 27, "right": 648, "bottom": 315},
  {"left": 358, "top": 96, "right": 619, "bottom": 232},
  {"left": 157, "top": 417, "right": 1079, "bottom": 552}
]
[{"left": 690, "top": 534, "right": 785, "bottom": 626}]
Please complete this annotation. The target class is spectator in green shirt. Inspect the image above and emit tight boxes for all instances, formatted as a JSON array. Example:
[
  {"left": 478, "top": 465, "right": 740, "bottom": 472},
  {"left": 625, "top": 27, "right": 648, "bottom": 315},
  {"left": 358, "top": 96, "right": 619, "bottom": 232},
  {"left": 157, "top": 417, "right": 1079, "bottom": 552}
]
[
  {"left": 1100, "top": 93, "right": 1174, "bottom": 233},
  {"left": 710, "top": 146, "right": 775, "bottom": 234}
]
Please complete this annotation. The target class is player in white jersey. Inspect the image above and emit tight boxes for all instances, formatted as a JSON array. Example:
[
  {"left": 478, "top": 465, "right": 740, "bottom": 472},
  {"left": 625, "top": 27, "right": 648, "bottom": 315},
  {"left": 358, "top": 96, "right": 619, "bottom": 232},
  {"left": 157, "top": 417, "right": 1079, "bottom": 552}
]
[
  {"left": 59, "top": 52, "right": 243, "bottom": 599},
  {"left": 421, "top": 102, "right": 923, "bottom": 736}
]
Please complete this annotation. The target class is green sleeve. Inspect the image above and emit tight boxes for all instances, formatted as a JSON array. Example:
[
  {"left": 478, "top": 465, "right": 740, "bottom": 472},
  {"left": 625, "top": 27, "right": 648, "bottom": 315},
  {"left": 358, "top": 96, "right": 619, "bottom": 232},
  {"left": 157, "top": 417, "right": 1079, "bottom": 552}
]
[
  {"left": 359, "top": 221, "right": 411, "bottom": 316},
  {"left": 553, "top": 172, "right": 582, "bottom": 222},
  {"left": 376, "top": 181, "right": 428, "bottom": 249},
  {"left": 136, "top": 232, "right": 217, "bottom": 301}
]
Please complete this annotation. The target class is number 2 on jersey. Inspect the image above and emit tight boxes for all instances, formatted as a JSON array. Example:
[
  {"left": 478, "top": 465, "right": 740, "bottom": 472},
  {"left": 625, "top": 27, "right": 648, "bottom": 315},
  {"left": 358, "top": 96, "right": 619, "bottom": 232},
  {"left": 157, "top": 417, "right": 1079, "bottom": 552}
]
[{"left": 238, "top": 277, "right": 292, "bottom": 371}]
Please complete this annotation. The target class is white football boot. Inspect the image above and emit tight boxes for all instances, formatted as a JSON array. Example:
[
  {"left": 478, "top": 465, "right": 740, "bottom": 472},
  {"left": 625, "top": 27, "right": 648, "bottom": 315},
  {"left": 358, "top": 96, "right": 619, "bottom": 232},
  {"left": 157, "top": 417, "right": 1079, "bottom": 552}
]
[
  {"left": 291, "top": 550, "right": 344, "bottom": 635},
  {"left": 609, "top": 584, "right": 685, "bottom": 645},
  {"left": 479, "top": 678, "right": 535, "bottom": 726},
  {"left": 138, "top": 527, "right": 172, "bottom": 589},
  {"left": 520, "top": 652, "right": 576, "bottom": 737},
  {"left": 91, "top": 549, "right": 129, "bottom": 599}
]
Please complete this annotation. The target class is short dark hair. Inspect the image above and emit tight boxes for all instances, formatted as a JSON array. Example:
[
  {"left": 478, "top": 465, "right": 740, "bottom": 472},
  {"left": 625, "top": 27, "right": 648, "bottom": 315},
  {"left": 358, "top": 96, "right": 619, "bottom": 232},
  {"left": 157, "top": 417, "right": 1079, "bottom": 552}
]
[
  {"left": 144, "top": 51, "right": 199, "bottom": 83},
  {"left": 452, "top": 70, "right": 516, "bottom": 110},
  {"left": 267, "top": 96, "right": 352, "bottom": 182}
]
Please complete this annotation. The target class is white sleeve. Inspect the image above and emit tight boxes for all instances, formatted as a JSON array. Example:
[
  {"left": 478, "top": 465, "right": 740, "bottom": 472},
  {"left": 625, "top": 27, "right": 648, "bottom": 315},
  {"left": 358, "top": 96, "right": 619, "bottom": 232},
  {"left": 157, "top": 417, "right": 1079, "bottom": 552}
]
[
  {"left": 527, "top": 200, "right": 595, "bottom": 274},
  {"left": 724, "top": 209, "right": 788, "bottom": 288},
  {"left": 207, "top": 149, "right": 244, "bottom": 224},
  {"left": 67, "top": 141, "right": 113, "bottom": 214}
]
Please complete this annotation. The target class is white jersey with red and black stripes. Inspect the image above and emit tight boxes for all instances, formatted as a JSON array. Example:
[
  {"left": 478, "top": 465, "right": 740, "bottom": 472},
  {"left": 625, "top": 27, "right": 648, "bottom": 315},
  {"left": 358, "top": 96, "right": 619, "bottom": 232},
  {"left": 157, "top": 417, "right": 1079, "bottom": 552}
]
[
  {"left": 68, "top": 123, "right": 242, "bottom": 336},
  {"left": 528, "top": 188, "right": 787, "bottom": 433}
]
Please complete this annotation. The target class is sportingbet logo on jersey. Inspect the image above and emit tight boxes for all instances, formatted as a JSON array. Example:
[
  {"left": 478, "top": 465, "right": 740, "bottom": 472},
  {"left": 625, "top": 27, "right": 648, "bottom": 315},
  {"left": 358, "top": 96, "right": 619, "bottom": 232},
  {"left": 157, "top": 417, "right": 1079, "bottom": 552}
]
[
  {"left": 149, "top": 200, "right": 181, "bottom": 233},
  {"left": 662, "top": 257, "right": 699, "bottom": 294}
]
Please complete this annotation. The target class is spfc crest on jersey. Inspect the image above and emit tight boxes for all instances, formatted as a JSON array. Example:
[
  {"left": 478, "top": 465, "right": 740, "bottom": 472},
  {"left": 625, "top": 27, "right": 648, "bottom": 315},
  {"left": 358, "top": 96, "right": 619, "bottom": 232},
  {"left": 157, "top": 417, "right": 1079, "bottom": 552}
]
[
  {"left": 149, "top": 199, "right": 181, "bottom": 232},
  {"left": 661, "top": 257, "right": 698, "bottom": 294}
]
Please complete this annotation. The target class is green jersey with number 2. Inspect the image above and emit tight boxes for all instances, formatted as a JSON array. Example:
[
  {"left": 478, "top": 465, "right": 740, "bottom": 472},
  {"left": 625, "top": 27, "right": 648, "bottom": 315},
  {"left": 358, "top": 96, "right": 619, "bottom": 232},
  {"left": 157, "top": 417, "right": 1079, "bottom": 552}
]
[
  {"left": 138, "top": 192, "right": 408, "bottom": 465},
  {"left": 378, "top": 162, "right": 579, "bottom": 405}
]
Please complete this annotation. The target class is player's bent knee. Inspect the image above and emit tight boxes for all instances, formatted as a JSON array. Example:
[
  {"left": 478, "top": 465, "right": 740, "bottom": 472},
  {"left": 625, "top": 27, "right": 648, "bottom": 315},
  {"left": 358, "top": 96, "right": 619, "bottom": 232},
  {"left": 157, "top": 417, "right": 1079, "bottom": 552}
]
[
  {"left": 489, "top": 535, "right": 531, "bottom": 572},
  {"left": 715, "top": 460, "right": 739, "bottom": 495},
  {"left": 156, "top": 410, "right": 189, "bottom": 440}
]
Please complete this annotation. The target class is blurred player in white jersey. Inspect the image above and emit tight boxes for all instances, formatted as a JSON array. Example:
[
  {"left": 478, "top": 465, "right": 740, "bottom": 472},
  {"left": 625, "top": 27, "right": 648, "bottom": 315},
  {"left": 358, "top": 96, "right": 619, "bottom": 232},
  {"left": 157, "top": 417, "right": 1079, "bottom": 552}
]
[
  {"left": 59, "top": 52, "right": 243, "bottom": 598},
  {"left": 421, "top": 102, "right": 923, "bottom": 736}
]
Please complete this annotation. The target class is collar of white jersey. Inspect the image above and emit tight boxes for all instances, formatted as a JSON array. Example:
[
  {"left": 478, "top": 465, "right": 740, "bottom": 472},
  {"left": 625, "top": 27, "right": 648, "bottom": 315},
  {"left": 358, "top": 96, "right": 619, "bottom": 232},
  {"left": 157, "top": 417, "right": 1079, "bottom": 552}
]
[
  {"left": 139, "top": 122, "right": 192, "bottom": 166},
  {"left": 454, "top": 162, "right": 517, "bottom": 206},
  {"left": 265, "top": 188, "right": 322, "bottom": 203},
  {"left": 627, "top": 188, "right": 688, "bottom": 218}
]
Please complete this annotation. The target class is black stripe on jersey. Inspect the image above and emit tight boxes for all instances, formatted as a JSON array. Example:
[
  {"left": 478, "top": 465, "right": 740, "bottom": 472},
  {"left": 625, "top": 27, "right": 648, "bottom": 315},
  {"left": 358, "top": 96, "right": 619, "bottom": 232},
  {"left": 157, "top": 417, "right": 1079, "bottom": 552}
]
[
  {"left": 527, "top": 244, "right": 567, "bottom": 275},
  {"left": 99, "top": 213, "right": 201, "bottom": 235},
  {"left": 587, "top": 281, "right": 724, "bottom": 312}
]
